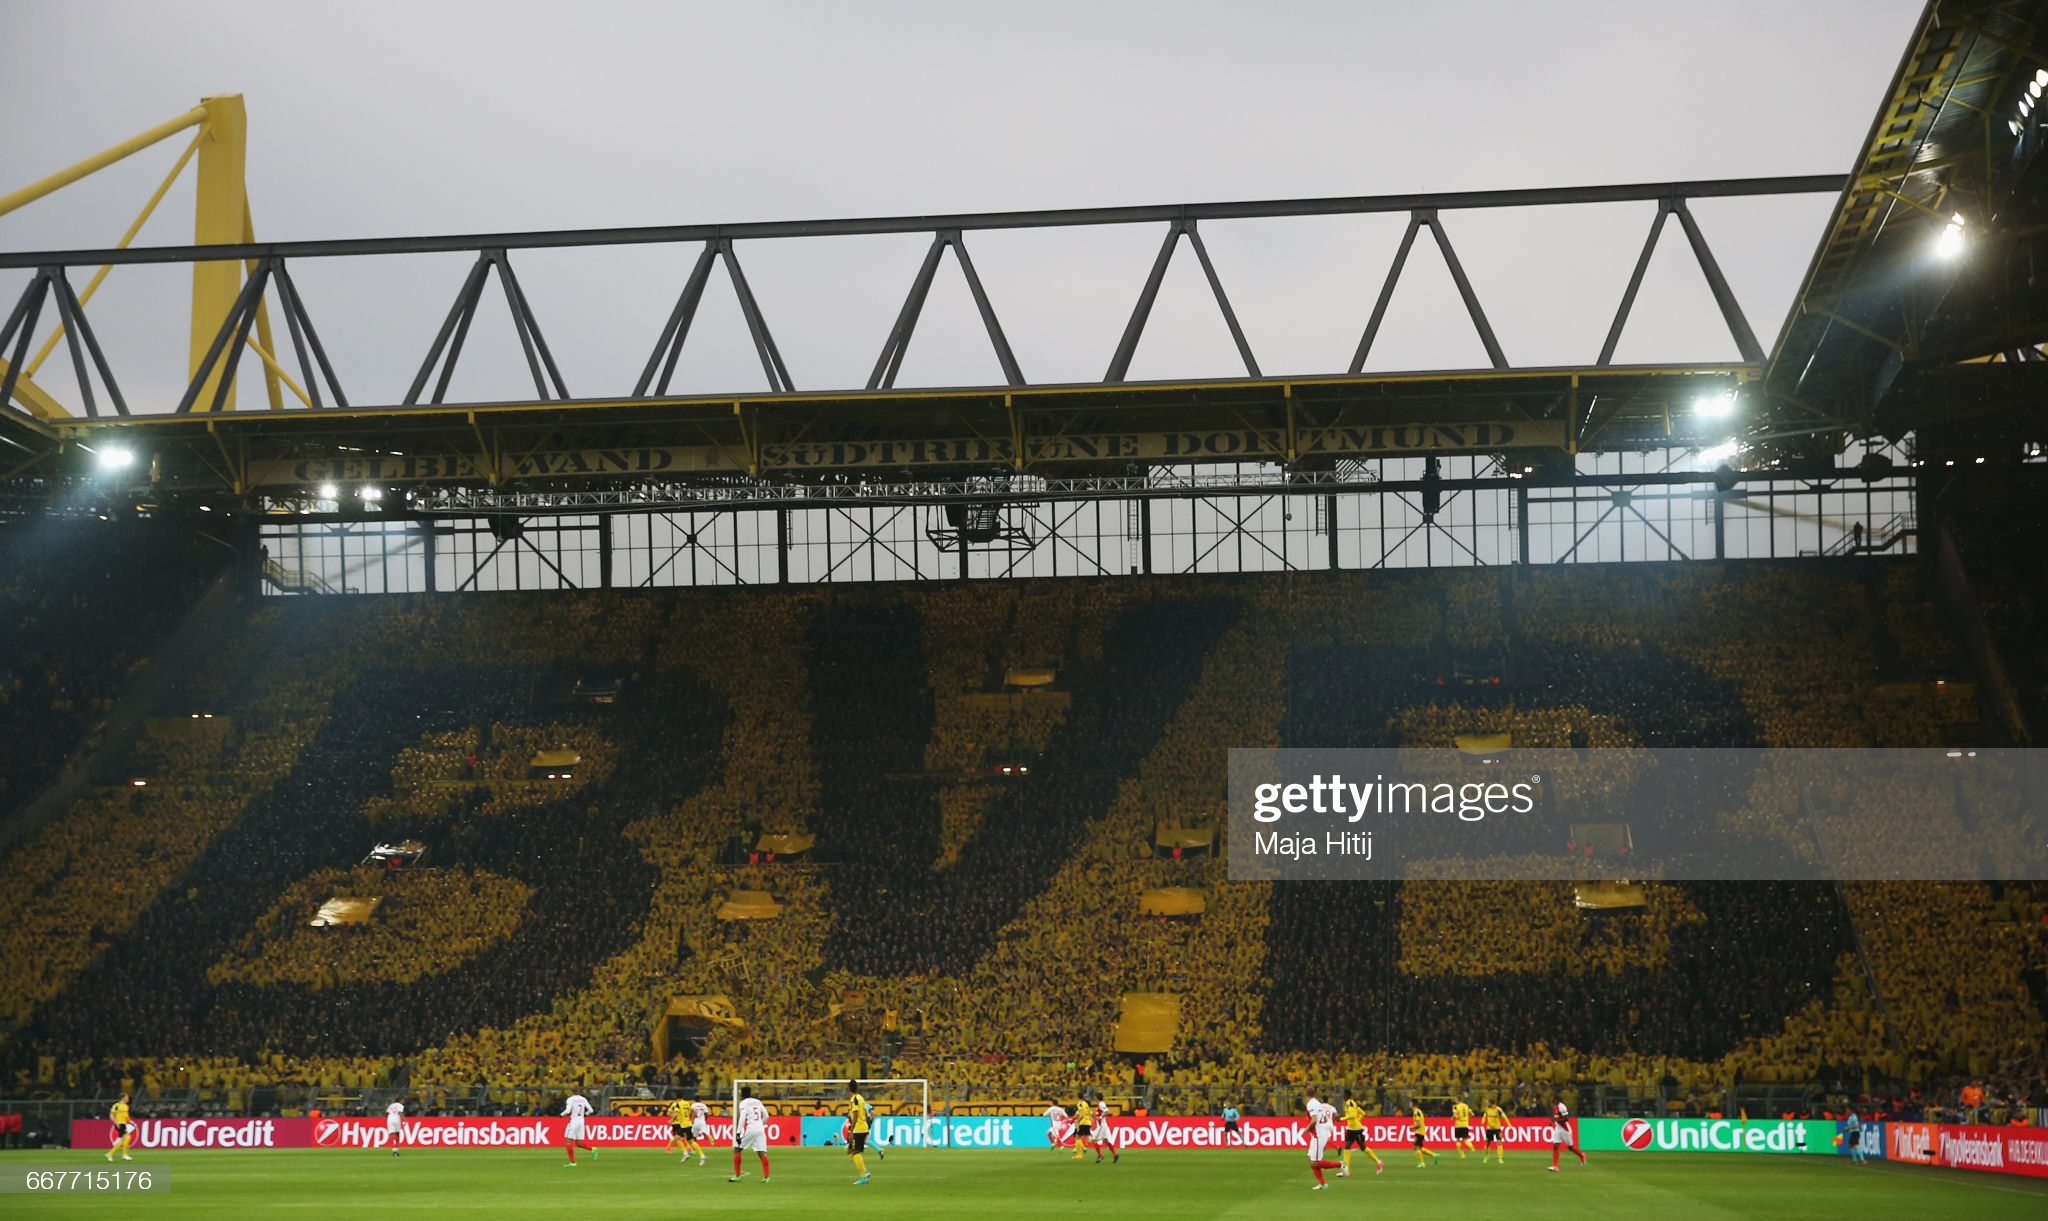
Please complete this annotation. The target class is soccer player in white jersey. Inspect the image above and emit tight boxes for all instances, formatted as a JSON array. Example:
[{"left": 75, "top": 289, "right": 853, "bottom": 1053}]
[
  {"left": 385, "top": 1099, "right": 405, "bottom": 1159},
  {"left": 1304, "top": 1095, "right": 1342, "bottom": 1189},
  {"left": 690, "top": 1100, "right": 710, "bottom": 1165},
  {"left": 1547, "top": 1098, "right": 1586, "bottom": 1172},
  {"left": 729, "top": 1086, "right": 772, "bottom": 1183},
  {"left": 1096, "top": 1100, "right": 1120, "bottom": 1164},
  {"left": 1044, "top": 1102, "right": 1068, "bottom": 1153},
  {"left": 562, "top": 1091, "right": 596, "bottom": 1166}
]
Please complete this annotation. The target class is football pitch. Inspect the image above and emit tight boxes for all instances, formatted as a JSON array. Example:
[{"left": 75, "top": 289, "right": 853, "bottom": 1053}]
[{"left": 4, "top": 1147, "right": 2040, "bottom": 1218}]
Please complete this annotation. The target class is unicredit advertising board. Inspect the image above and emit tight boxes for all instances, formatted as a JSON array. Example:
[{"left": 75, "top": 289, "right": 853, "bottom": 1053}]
[
  {"left": 74, "top": 1117, "right": 312, "bottom": 1150},
  {"left": 1582, "top": 1117, "right": 1834, "bottom": 1154}
]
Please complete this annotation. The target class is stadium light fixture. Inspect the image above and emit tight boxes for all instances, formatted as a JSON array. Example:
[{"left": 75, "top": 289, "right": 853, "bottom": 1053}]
[
  {"left": 1698, "top": 440, "right": 1740, "bottom": 464},
  {"left": 1935, "top": 214, "right": 1966, "bottom": 260},
  {"left": 317, "top": 483, "right": 338, "bottom": 500},
  {"left": 360, "top": 486, "right": 382, "bottom": 502},
  {"left": 1694, "top": 392, "right": 1736, "bottom": 420},
  {"left": 96, "top": 446, "right": 135, "bottom": 470}
]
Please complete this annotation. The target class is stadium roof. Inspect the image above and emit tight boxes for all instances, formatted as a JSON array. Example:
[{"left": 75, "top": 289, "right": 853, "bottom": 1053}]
[{"left": 1763, "top": 0, "right": 2048, "bottom": 458}]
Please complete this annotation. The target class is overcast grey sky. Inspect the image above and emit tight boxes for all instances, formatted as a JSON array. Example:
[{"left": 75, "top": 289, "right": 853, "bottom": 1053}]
[{"left": 0, "top": 1, "right": 1924, "bottom": 412}]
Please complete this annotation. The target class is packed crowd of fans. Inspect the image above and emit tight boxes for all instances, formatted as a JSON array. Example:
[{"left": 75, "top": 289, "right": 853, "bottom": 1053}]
[
  {"left": 0, "top": 518, "right": 224, "bottom": 811},
  {"left": 3, "top": 559, "right": 2040, "bottom": 1110},
  {"left": 1947, "top": 468, "right": 2048, "bottom": 734}
]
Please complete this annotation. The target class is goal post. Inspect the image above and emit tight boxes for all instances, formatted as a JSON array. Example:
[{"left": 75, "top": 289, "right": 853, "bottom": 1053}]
[{"left": 732, "top": 1078, "right": 931, "bottom": 1147}]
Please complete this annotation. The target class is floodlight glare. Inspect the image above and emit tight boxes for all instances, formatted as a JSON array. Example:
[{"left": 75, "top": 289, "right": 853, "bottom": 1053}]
[
  {"left": 2014, "top": 120, "right": 2026, "bottom": 135},
  {"left": 2033, "top": 79, "right": 2043, "bottom": 98},
  {"left": 1935, "top": 215, "right": 1966, "bottom": 260},
  {"left": 1699, "top": 440, "right": 1740, "bottom": 464},
  {"left": 360, "top": 486, "right": 383, "bottom": 502},
  {"left": 96, "top": 447, "right": 135, "bottom": 470},
  {"left": 1695, "top": 392, "right": 1736, "bottom": 420},
  {"left": 317, "top": 483, "right": 339, "bottom": 499}
]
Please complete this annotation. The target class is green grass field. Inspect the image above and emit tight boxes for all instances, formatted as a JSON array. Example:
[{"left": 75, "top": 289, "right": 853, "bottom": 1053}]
[{"left": 5, "top": 1147, "right": 2042, "bottom": 1218}]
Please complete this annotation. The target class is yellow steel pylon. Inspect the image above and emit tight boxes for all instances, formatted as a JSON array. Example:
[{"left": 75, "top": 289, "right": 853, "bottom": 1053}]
[{"left": 0, "top": 94, "right": 283, "bottom": 419}]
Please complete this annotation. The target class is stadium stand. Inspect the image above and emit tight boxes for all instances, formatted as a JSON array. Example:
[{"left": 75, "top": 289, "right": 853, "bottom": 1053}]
[
  {"left": 0, "top": 518, "right": 223, "bottom": 812},
  {"left": 2, "top": 558, "right": 2042, "bottom": 1121}
]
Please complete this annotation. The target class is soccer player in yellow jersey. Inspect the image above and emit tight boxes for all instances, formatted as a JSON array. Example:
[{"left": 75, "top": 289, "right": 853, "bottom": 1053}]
[
  {"left": 1337, "top": 1095, "right": 1383, "bottom": 1176},
  {"left": 845, "top": 1081, "right": 873, "bottom": 1184},
  {"left": 1410, "top": 1105, "right": 1439, "bottom": 1167},
  {"left": 1071, "top": 1098, "right": 1094, "bottom": 1161},
  {"left": 665, "top": 1098, "right": 686, "bottom": 1155},
  {"left": 1451, "top": 1099, "right": 1475, "bottom": 1157},
  {"left": 107, "top": 1095, "right": 134, "bottom": 1162},
  {"left": 1482, "top": 1101, "right": 1508, "bottom": 1163}
]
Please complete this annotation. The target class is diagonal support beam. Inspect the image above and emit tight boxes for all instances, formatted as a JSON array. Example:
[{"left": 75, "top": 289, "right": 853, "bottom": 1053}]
[
  {"left": 636, "top": 242, "right": 720, "bottom": 396},
  {"left": 1422, "top": 211, "right": 1508, "bottom": 369},
  {"left": 1184, "top": 220, "right": 1260, "bottom": 377},
  {"left": 719, "top": 240, "right": 795, "bottom": 393},
  {"left": 47, "top": 266, "right": 127, "bottom": 418},
  {"left": 948, "top": 231, "right": 1025, "bottom": 387},
  {"left": 0, "top": 273, "right": 54, "bottom": 419},
  {"left": 869, "top": 233, "right": 949, "bottom": 389},
  {"left": 405, "top": 253, "right": 492, "bottom": 405},
  {"left": 493, "top": 250, "right": 570, "bottom": 400},
  {"left": 868, "top": 230, "right": 1029, "bottom": 390},
  {"left": 403, "top": 249, "right": 570, "bottom": 405},
  {"left": 176, "top": 257, "right": 275, "bottom": 414},
  {"left": 273, "top": 262, "right": 347, "bottom": 408},
  {"left": 1598, "top": 201, "right": 1674, "bottom": 365},
  {"left": 1106, "top": 220, "right": 1184, "bottom": 383},
  {"left": 1108, "top": 217, "right": 1262, "bottom": 382},
  {"left": 1671, "top": 199, "right": 1764, "bottom": 363},
  {"left": 1350, "top": 213, "right": 1424, "bottom": 373}
]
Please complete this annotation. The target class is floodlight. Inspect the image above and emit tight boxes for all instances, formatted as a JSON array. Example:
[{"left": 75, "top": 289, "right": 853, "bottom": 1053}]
[
  {"left": 1935, "top": 216, "right": 1966, "bottom": 260},
  {"left": 318, "top": 483, "right": 338, "bottom": 499},
  {"left": 360, "top": 486, "right": 383, "bottom": 502},
  {"left": 97, "top": 447, "right": 135, "bottom": 470},
  {"left": 1699, "top": 440, "right": 1740, "bottom": 464},
  {"left": 1695, "top": 392, "right": 1736, "bottom": 420}
]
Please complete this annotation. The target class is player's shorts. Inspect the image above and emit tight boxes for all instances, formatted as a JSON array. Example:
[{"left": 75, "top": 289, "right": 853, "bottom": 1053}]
[
  {"left": 1411, "top": 1131, "right": 1428, "bottom": 1148},
  {"left": 114, "top": 1123, "right": 132, "bottom": 1136},
  {"left": 1222, "top": 1119, "right": 1240, "bottom": 1133},
  {"left": 848, "top": 1131, "right": 868, "bottom": 1155},
  {"left": 1484, "top": 1127, "right": 1502, "bottom": 1144},
  {"left": 692, "top": 1122, "right": 708, "bottom": 1142},
  {"left": 736, "top": 1128, "right": 767, "bottom": 1153},
  {"left": 1846, "top": 1129, "right": 1861, "bottom": 1147},
  {"left": 1343, "top": 1129, "right": 1366, "bottom": 1149},
  {"left": 1074, "top": 1123, "right": 1092, "bottom": 1139},
  {"left": 670, "top": 1122, "right": 687, "bottom": 1138},
  {"left": 1454, "top": 1125, "right": 1470, "bottom": 1141},
  {"left": 1307, "top": 1134, "right": 1329, "bottom": 1161},
  {"left": 1551, "top": 1124, "right": 1572, "bottom": 1145}
]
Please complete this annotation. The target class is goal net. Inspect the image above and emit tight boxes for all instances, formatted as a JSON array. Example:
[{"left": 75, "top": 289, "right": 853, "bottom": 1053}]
[{"left": 732, "top": 1078, "right": 931, "bottom": 1148}]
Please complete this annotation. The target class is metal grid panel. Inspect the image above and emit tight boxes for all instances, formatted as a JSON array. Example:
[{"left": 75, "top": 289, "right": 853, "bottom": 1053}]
[{"left": 257, "top": 452, "right": 1917, "bottom": 596}]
